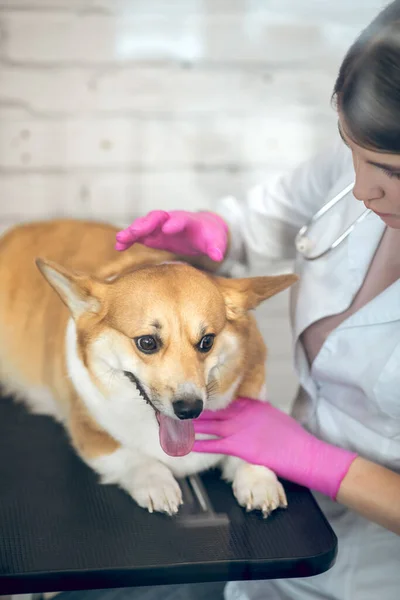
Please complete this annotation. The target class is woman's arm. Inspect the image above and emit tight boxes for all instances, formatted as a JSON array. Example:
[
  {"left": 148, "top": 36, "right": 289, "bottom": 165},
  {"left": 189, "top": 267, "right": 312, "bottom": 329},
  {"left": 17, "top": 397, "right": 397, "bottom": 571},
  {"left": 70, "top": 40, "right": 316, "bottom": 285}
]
[
  {"left": 192, "top": 398, "right": 400, "bottom": 536},
  {"left": 337, "top": 457, "right": 400, "bottom": 535}
]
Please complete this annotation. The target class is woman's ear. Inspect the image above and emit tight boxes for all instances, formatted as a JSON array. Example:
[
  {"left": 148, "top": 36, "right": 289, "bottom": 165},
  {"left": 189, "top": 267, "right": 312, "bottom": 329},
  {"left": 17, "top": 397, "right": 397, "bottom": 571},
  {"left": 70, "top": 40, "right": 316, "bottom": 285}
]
[{"left": 213, "top": 273, "right": 299, "bottom": 320}]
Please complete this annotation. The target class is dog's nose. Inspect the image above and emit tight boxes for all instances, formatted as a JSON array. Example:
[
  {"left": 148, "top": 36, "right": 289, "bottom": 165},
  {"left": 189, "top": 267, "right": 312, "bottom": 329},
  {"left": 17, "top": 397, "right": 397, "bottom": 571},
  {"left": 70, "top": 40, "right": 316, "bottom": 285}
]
[{"left": 172, "top": 398, "right": 203, "bottom": 420}]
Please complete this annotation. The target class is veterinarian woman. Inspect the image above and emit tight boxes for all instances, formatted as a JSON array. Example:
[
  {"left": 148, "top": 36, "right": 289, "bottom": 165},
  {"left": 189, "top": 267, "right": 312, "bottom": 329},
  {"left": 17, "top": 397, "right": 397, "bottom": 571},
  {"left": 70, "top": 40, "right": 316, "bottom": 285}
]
[{"left": 60, "top": 2, "right": 400, "bottom": 600}]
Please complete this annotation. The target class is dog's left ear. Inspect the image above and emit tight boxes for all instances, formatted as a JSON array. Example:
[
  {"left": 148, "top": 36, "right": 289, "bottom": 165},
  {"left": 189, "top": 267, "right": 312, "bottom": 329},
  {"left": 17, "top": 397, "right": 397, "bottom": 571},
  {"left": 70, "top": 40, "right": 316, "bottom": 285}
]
[
  {"left": 214, "top": 273, "right": 299, "bottom": 320},
  {"left": 36, "top": 258, "right": 103, "bottom": 320}
]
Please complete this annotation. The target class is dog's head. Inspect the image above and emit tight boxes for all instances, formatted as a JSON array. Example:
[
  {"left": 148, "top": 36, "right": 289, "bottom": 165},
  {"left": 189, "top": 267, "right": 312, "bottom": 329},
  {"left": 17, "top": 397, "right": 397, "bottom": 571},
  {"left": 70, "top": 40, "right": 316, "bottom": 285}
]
[{"left": 36, "top": 258, "right": 297, "bottom": 456}]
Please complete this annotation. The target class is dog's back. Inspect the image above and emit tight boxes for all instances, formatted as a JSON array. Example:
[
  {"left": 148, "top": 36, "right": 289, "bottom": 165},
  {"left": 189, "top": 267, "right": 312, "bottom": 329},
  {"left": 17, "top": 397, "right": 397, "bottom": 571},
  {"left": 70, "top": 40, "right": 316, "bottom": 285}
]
[{"left": 0, "top": 219, "right": 171, "bottom": 413}]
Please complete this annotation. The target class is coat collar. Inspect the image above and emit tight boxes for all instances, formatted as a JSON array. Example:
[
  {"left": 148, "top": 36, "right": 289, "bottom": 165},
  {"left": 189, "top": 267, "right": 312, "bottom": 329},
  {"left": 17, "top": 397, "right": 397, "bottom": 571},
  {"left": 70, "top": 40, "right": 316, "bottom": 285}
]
[
  {"left": 293, "top": 193, "right": 400, "bottom": 341},
  {"left": 342, "top": 210, "right": 400, "bottom": 328},
  {"left": 347, "top": 208, "right": 386, "bottom": 283}
]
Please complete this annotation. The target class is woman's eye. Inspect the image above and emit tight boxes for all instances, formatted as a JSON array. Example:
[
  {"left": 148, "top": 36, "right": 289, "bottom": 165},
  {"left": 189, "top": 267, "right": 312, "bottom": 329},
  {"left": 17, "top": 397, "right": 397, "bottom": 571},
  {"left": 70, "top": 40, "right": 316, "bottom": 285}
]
[
  {"left": 381, "top": 167, "right": 400, "bottom": 180},
  {"left": 197, "top": 334, "right": 215, "bottom": 353},
  {"left": 135, "top": 336, "right": 159, "bottom": 354}
]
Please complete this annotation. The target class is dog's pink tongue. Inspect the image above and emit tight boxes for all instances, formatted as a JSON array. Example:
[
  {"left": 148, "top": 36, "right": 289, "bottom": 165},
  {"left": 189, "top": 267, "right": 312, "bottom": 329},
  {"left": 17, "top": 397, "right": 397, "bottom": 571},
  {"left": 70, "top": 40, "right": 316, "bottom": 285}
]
[{"left": 157, "top": 414, "right": 195, "bottom": 457}]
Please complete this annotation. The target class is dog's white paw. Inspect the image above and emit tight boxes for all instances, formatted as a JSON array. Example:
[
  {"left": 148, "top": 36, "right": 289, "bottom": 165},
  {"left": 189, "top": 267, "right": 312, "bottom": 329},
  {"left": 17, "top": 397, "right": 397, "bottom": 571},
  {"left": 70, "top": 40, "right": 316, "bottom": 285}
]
[
  {"left": 131, "top": 468, "right": 183, "bottom": 516},
  {"left": 232, "top": 464, "right": 287, "bottom": 518}
]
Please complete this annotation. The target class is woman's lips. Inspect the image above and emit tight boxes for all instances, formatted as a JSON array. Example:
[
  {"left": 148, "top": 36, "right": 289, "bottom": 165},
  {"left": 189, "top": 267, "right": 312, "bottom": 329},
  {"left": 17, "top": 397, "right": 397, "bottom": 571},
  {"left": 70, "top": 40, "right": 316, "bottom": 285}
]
[{"left": 371, "top": 209, "right": 399, "bottom": 218}]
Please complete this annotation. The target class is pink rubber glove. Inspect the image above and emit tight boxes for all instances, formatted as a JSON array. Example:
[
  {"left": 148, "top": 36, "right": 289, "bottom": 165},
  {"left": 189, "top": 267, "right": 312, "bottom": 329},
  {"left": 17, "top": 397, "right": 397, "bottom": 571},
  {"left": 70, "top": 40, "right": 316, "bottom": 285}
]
[
  {"left": 193, "top": 398, "right": 358, "bottom": 500},
  {"left": 115, "top": 210, "right": 228, "bottom": 262}
]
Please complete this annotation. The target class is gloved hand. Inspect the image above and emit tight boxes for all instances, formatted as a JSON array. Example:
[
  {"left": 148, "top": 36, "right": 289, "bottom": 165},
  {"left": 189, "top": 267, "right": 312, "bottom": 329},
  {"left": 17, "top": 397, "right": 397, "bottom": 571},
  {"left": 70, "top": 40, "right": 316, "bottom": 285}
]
[
  {"left": 115, "top": 210, "right": 228, "bottom": 262},
  {"left": 193, "top": 398, "right": 358, "bottom": 500}
]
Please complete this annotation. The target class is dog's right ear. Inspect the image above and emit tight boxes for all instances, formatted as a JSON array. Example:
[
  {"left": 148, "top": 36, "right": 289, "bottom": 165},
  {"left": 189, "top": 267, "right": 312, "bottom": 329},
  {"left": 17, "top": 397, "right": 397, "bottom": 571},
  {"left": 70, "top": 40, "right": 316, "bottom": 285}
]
[
  {"left": 36, "top": 258, "right": 103, "bottom": 320},
  {"left": 213, "top": 273, "right": 299, "bottom": 320}
]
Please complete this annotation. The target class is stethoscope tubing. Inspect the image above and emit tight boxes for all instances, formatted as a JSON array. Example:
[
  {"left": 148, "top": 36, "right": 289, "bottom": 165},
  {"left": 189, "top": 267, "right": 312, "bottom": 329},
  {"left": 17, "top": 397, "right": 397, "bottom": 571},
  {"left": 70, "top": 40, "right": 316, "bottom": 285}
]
[{"left": 295, "top": 182, "right": 371, "bottom": 260}]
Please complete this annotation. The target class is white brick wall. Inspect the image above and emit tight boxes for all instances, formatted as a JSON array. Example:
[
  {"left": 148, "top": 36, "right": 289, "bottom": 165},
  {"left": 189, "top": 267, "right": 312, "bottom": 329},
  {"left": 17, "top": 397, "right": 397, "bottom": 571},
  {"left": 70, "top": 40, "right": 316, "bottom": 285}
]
[
  {"left": 0, "top": 0, "right": 388, "bottom": 407},
  {"left": 0, "top": 0, "right": 386, "bottom": 226}
]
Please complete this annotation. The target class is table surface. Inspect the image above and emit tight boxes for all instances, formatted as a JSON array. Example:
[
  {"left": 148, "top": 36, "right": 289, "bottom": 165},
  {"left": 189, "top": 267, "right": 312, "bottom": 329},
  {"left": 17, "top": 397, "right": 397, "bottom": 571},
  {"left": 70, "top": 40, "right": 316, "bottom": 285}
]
[{"left": 0, "top": 395, "right": 337, "bottom": 596}]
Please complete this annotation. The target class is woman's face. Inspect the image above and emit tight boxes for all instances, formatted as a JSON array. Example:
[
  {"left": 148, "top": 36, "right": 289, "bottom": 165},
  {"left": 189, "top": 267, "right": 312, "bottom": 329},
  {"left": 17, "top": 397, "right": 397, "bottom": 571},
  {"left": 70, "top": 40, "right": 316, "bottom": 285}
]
[{"left": 339, "top": 118, "right": 400, "bottom": 229}]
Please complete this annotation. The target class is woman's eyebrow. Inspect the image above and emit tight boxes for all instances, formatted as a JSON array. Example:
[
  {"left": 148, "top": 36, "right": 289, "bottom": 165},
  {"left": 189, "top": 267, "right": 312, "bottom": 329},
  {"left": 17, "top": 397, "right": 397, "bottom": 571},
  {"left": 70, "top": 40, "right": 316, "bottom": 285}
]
[
  {"left": 366, "top": 159, "right": 400, "bottom": 173},
  {"left": 337, "top": 121, "right": 400, "bottom": 173}
]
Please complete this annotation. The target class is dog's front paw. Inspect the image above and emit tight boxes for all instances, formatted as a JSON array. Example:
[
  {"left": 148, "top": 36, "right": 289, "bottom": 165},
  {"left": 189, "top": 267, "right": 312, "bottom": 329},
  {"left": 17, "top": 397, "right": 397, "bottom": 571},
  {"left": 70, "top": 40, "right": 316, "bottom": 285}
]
[
  {"left": 131, "top": 466, "right": 183, "bottom": 516},
  {"left": 232, "top": 464, "right": 287, "bottom": 518}
]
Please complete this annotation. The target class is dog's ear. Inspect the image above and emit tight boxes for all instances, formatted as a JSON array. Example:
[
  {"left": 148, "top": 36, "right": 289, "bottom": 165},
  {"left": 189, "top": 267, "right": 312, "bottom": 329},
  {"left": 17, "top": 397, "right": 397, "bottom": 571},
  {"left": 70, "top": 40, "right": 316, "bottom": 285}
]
[
  {"left": 213, "top": 273, "right": 299, "bottom": 320},
  {"left": 36, "top": 258, "right": 103, "bottom": 320}
]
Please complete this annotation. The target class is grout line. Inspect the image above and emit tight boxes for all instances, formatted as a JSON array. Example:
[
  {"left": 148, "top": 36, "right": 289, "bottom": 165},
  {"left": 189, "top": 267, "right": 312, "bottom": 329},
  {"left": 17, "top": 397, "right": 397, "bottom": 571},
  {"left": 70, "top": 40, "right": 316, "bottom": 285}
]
[{"left": 0, "top": 164, "right": 283, "bottom": 175}]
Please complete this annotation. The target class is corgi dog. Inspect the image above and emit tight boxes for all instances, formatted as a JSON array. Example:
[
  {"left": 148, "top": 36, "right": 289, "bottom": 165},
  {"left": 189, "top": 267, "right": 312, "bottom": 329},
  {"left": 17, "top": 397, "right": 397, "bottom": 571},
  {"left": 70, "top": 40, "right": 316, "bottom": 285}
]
[{"left": 0, "top": 219, "right": 298, "bottom": 517}]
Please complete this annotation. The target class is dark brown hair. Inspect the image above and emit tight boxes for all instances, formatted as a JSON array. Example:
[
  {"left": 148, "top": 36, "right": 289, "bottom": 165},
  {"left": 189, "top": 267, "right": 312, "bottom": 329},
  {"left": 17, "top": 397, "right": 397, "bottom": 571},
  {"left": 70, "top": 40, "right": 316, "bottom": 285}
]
[{"left": 333, "top": 1, "right": 400, "bottom": 153}]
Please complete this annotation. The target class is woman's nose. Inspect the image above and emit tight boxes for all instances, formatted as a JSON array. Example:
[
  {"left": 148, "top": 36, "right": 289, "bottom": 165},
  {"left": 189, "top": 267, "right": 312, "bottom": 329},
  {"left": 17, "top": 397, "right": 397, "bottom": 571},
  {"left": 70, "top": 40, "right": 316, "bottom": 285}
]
[
  {"left": 352, "top": 179, "right": 384, "bottom": 204},
  {"left": 352, "top": 160, "right": 384, "bottom": 204}
]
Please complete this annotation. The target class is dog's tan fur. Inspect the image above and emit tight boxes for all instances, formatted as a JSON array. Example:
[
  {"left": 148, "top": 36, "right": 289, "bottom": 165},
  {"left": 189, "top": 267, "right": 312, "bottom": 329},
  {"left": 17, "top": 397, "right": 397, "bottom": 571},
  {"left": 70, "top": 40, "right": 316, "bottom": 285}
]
[{"left": 0, "top": 219, "right": 298, "bottom": 516}]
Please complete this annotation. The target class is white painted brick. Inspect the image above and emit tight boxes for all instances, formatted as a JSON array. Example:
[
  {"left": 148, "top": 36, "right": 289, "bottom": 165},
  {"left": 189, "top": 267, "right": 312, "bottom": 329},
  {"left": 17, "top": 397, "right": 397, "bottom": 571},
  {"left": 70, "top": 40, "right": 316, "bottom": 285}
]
[
  {"left": 0, "top": 172, "right": 142, "bottom": 219},
  {"left": 0, "top": 119, "right": 66, "bottom": 169},
  {"left": 65, "top": 118, "right": 142, "bottom": 167},
  {"left": 0, "top": 1, "right": 102, "bottom": 8},
  {"left": 0, "top": 67, "right": 88, "bottom": 114},
  {"left": 0, "top": 64, "right": 336, "bottom": 115},
  {"left": 77, "top": 172, "right": 142, "bottom": 217},
  {"left": 2, "top": 11, "right": 355, "bottom": 66},
  {"left": 252, "top": 0, "right": 386, "bottom": 25},
  {"left": 0, "top": 174, "right": 70, "bottom": 217},
  {"left": 0, "top": 110, "right": 336, "bottom": 170},
  {"left": 0, "top": 117, "right": 142, "bottom": 169},
  {"left": 137, "top": 167, "right": 276, "bottom": 213},
  {"left": 0, "top": 168, "right": 273, "bottom": 222},
  {"left": 0, "top": 106, "right": 31, "bottom": 119},
  {"left": 3, "top": 12, "right": 122, "bottom": 64},
  {"left": 85, "top": 168, "right": 270, "bottom": 216},
  {"left": 0, "top": 0, "right": 386, "bottom": 23},
  {"left": 142, "top": 111, "right": 337, "bottom": 169}
]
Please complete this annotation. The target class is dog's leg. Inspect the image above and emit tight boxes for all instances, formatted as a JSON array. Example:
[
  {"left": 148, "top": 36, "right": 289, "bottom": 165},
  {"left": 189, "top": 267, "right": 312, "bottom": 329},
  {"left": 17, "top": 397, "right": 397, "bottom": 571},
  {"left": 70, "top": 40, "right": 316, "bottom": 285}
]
[
  {"left": 69, "top": 403, "right": 182, "bottom": 515},
  {"left": 90, "top": 449, "right": 183, "bottom": 516},
  {"left": 221, "top": 354, "right": 287, "bottom": 517},
  {"left": 221, "top": 457, "right": 287, "bottom": 518}
]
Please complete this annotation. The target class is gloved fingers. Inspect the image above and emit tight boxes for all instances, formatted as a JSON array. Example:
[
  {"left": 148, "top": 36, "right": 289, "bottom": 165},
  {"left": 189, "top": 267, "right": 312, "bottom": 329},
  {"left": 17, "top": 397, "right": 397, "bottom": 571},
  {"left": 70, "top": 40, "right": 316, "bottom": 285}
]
[
  {"left": 193, "top": 419, "right": 226, "bottom": 436},
  {"left": 192, "top": 438, "right": 226, "bottom": 454},
  {"left": 161, "top": 213, "right": 188, "bottom": 234},
  {"left": 198, "top": 224, "right": 227, "bottom": 262},
  {"left": 194, "top": 403, "right": 242, "bottom": 421},
  {"left": 115, "top": 240, "right": 132, "bottom": 251},
  {"left": 116, "top": 211, "right": 170, "bottom": 245},
  {"left": 205, "top": 243, "right": 224, "bottom": 262}
]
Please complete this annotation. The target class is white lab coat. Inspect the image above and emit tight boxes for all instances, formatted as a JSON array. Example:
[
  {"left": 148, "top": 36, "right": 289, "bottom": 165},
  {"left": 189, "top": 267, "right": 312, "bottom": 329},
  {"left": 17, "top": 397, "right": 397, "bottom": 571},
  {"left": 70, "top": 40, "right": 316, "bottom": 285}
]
[{"left": 216, "top": 139, "right": 400, "bottom": 600}]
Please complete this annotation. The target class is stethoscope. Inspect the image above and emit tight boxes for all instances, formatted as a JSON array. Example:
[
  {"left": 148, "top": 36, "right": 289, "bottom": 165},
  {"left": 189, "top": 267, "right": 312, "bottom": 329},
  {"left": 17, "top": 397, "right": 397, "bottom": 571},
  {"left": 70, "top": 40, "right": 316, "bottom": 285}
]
[{"left": 295, "top": 182, "right": 371, "bottom": 260}]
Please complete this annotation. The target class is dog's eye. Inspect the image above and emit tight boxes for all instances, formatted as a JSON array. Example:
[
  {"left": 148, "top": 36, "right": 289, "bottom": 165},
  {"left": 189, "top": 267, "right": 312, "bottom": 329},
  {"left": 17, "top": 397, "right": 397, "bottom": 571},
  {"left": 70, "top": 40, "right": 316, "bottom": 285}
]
[
  {"left": 135, "top": 336, "right": 159, "bottom": 354},
  {"left": 197, "top": 334, "right": 215, "bottom": 353}
]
